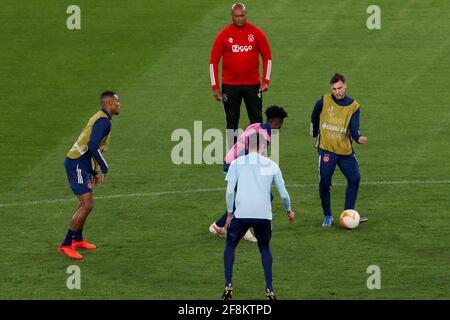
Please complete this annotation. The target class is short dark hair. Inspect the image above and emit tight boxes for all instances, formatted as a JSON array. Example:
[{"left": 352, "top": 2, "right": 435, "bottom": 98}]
[
  {"left": 265, "top": 105, "right": 288, "bottom": 120},
  {"left": 330, "top": 73, "right": 346, "bottom": 84},
  {"left": 100, "top": 91, "right": 118, "bottom": 104}
]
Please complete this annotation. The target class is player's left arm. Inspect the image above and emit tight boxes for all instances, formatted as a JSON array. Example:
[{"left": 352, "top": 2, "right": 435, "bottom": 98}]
[
  {"left": 310, "top": 97, "right": 323, "bottom": 138},
  {"left": 274, "top": 167, "right": 295, "bottom": 223},
  {"left": 257, "top": 28, "right": 272, "bottom": 92},
  {"left": 92, "top": 160, "right": 101, "bottom": 176},
  {"left": 88, "top": 118, "right": 111, "bottom": 180},
  {"left": 349, "top": 109, "right": 368, "bottom": 144}
]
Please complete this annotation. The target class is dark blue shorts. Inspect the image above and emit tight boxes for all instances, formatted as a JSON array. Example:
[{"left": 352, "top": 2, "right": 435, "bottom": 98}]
[
  {"left": 64, "top": 157, "right": 93, "bottom": 196},
  {"left": 227, "top": 218, "right": 272, "bottom": 246},
  {"left": 318, "top": 148, "right": 360, "bottom": 184}
]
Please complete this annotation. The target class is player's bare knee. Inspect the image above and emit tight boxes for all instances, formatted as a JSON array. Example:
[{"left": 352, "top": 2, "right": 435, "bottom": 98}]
[{"left": 83, "top": 200, "right": 94, "bottom": 212}]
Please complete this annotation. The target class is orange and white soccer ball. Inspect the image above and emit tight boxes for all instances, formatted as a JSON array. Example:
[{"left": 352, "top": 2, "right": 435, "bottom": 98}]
[{"left": 339, "top": 209, "right": 360, "bottom": 229}]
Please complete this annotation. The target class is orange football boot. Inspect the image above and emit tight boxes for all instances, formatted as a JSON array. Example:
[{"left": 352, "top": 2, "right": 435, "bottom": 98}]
[
  {"left": 72, "top": 240, "right": 97, "bottom": 250},
  {"left": 58, "top": 245, "right": 83, "bottom": 259}
]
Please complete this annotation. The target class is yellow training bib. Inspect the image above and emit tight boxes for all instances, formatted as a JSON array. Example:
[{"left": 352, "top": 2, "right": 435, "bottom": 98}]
[
  {"left": 66, "top": 111, "right": 111, "bottom": 171},
  {"left": 318, "top": 94, "right": 360, "bottom": 155}
]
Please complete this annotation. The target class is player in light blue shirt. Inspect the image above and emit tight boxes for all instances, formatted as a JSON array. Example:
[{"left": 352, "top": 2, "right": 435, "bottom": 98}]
[
  {"left": 209, "top": 105, "right": 289, "bottom": 242},
  {"left": 225, "top": 153, "right": 291, "bottom": 220},
  {"left": 221, "top": 132, "right": 295, "bottom": 300}
]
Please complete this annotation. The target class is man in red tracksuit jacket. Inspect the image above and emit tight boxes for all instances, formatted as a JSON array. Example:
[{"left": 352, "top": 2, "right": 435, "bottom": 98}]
[{"left": 210, "top": 3, "right": 272, "bottom": 150}]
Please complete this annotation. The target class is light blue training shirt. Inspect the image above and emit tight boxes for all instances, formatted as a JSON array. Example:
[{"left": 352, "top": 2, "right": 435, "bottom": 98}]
[{"left": 225, "top": 152, "right": 292, "bottom": 220}]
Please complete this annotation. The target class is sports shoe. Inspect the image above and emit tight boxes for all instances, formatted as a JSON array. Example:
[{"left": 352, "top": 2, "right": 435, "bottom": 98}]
[
  {"left": 72, "top": 240, "right": 97, "bottom": 250},
  {"left": 58, "top": 245, "right": 83, "bottom": 259},
  {"left": 266, "top": 289, "right": 277, "bottom": 300},
  {"left": 322, "top": 215, "right": 334, "bottom": 227},
  {"left": 222, "top": 285, "right": 233, "bottom": 300},
  {"left": 359, "top": 217, "right": 369, "bottom": 224},
  {"left": 209, "top": 223, "right": 227, "bottom": 238},
  {"left": 243, "top": 229, "right": 257, "bottom": 243}
]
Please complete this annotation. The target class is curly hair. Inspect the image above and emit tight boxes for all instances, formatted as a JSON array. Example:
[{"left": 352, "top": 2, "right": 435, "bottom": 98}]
[{"left": 265, "top": 105, "right": 288, "bottom": 120}]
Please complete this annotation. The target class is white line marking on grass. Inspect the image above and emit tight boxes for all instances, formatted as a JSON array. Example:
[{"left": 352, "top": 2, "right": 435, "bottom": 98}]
[
  {"left": 0, "top": 180, "right": 449, "bottom": 209},
  {"left": 290, "top": 180, "right": 450, "bottom": 187},
  {"left": 0, "top": 188, "right": 226, "bottom": 208}
]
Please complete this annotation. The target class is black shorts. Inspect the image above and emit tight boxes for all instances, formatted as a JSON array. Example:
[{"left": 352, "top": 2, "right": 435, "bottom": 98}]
[{"left": 226, "top": 218, "right": 272, "bottom": 246}]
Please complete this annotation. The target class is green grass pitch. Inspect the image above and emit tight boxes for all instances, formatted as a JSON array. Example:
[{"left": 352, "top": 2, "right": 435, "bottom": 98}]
[{"left": 0, "top": 0, "right": 449, "bottom": 299}]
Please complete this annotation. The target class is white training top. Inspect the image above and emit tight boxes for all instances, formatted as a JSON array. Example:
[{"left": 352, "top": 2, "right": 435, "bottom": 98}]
[{"left": 225, "top": 152, "right": 291, "bottom": 220}]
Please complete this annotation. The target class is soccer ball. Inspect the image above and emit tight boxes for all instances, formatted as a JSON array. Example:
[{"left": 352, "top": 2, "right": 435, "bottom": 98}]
[{"left": 339, "top": 209, "right": 360, "bottom": 229}]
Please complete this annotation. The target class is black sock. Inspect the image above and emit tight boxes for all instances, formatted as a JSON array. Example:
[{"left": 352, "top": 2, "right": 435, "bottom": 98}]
[
  {"left": 74, "top": 228, "right": 83, "bottom": 241},
  {"left": 62, "top": 229, "right": 78, "bottom": 246}
]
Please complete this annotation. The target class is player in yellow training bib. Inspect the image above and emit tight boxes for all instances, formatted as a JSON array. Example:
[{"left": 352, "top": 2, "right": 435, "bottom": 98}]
[
  {"left": 58, "top": 91, "right": 120, "bottom": 259},
  {"left": 310, "top": 74, "right": 368, "bottom": 227}
]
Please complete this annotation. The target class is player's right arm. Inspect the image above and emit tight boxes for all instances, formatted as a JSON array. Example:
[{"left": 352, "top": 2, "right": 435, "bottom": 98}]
[
  {"left": 224, "top": 161, "right": 238, "bottom": 228},
  {"left": 210, "top": 30, "right": 225, "bottom": 101},
  {"left": 310, "top": 97, "right": 323, "bottom": 138},
  {"left": 225, "top": 161, "right": 237, "bottom": 213}
]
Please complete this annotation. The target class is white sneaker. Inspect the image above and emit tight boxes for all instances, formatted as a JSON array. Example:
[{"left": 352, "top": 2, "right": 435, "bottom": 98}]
[
  {"left": 209, "top": 223, "right": 227, "bottom": 238},
  {"left": 243, "top": 229, "right": 257, "bottom": 243}
]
